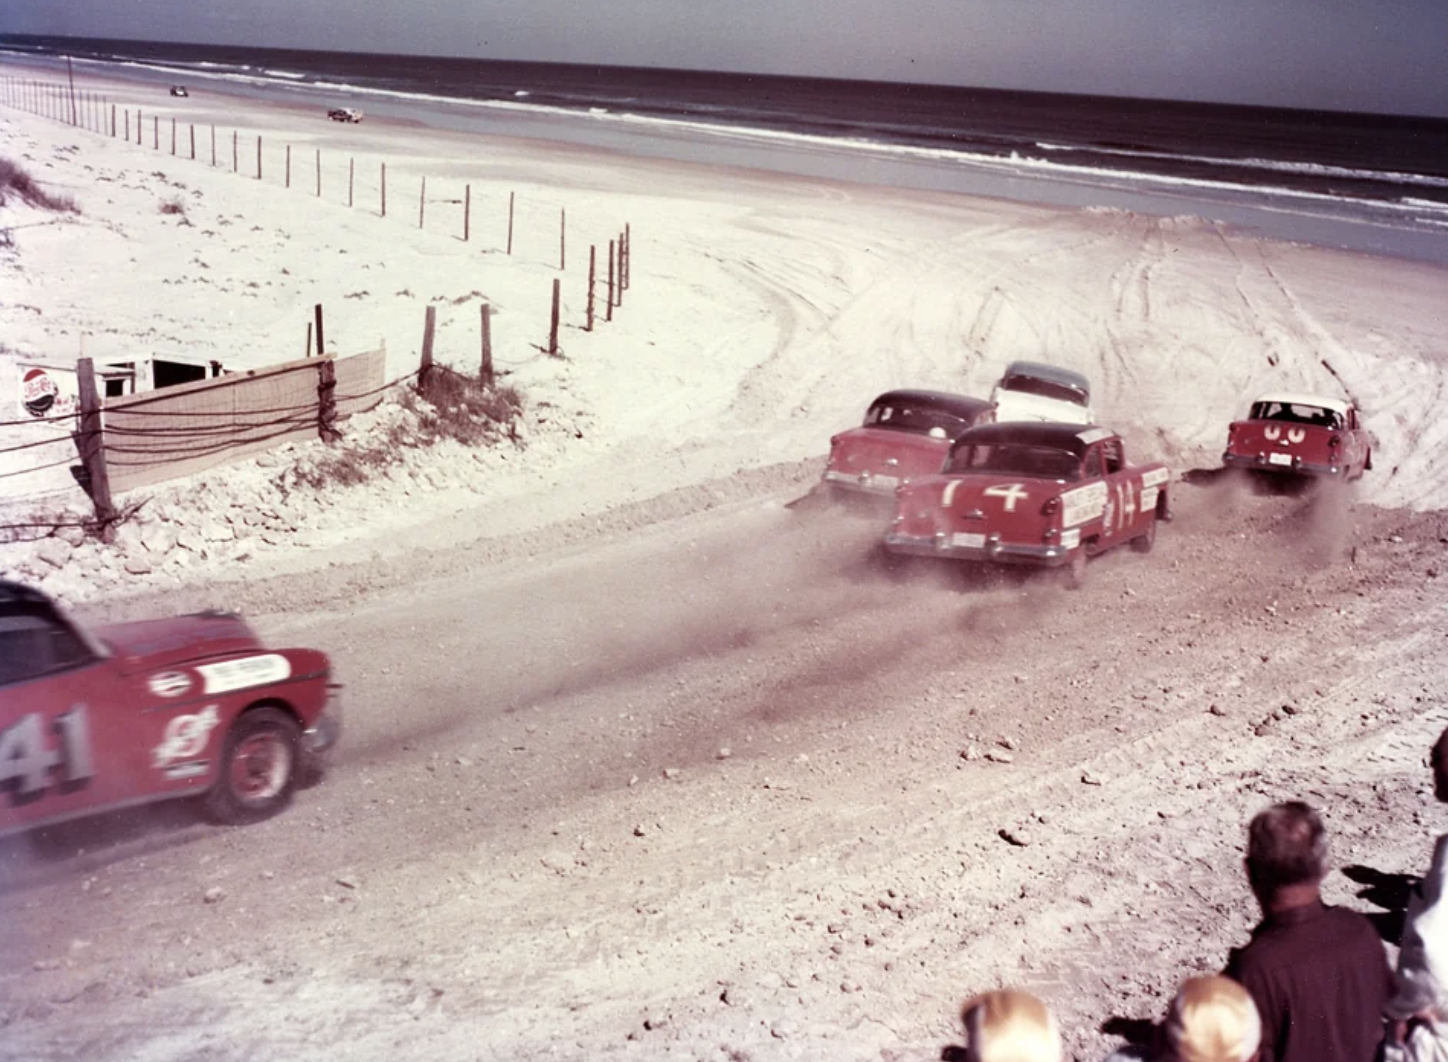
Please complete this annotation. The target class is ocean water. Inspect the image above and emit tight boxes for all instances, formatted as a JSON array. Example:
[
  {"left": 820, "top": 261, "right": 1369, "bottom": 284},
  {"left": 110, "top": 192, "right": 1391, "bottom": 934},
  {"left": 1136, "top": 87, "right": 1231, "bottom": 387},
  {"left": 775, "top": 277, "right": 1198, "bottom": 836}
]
[{"left": 3, "top": 34, "right": 1448, "bottom": 263}]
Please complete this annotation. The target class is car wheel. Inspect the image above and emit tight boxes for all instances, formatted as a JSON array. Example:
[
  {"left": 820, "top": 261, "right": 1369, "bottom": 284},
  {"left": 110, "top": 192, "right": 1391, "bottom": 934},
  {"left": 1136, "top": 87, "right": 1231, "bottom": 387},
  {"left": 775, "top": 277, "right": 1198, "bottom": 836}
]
[
  {"left": 205, "top": 707, "right": 301, "bottom": 825},
  {"left": 1131, "top": 515, "right": 1157, "bottom": 553},
  {"left": 1061, "top": 548, "right": 1087, "bottom": 589}
]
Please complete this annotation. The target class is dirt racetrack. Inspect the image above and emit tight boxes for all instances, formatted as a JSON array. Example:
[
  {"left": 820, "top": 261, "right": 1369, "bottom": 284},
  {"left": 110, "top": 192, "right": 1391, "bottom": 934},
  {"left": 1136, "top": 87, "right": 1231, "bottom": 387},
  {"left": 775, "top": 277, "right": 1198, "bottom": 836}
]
[{"left": 2, "top": 464, "right": 1446, "bottom": 1062}]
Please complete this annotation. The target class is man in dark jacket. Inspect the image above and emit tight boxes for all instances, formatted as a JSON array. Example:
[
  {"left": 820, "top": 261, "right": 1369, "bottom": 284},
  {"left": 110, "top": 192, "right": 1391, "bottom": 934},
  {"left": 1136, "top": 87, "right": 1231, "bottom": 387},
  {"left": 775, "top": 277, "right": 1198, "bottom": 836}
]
[{"left": 1226, "top": 801, "right": 1392, "bottom": 1062}]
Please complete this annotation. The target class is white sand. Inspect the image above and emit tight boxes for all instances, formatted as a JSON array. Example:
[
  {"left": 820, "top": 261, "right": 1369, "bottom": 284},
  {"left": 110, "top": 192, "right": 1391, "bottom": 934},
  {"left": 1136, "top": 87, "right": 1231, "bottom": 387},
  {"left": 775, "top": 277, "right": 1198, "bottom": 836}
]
[{"left": 3, "top": 66, "right": 1445, "bottom": 538}]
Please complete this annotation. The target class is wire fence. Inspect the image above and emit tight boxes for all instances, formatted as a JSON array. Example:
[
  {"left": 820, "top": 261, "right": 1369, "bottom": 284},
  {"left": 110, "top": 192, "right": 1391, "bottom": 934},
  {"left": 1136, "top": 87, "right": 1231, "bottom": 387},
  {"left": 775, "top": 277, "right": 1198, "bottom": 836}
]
[
  {"left": 0, "top": 351, "right": 401, "bottom": 532},
  {"left": 0, "top": 71, "right": 633, "bottom": 540},
  {"left": 0, "top": 72, "right": 635, "bottom": 278}
]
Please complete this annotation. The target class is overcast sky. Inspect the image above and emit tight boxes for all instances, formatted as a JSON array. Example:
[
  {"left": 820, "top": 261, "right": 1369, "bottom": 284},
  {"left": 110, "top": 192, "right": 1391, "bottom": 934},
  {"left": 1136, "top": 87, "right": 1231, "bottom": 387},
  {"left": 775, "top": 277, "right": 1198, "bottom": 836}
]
[{"left": 5, "top": 0, "right": 1447, "bottom": 117}]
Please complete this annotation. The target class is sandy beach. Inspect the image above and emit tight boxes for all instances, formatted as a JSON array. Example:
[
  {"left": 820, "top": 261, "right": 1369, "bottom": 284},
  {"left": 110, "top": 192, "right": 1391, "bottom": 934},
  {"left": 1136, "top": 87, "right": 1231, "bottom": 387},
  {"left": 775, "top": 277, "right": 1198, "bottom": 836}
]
[{"left": 2, "top": 63, "right": 1448, "bottom": 1062}]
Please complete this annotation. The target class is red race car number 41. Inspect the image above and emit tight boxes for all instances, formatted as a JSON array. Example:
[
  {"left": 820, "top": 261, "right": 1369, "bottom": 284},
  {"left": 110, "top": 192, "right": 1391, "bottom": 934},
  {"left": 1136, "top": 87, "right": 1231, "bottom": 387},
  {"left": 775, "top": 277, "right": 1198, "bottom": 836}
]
[{"left": 0, "top": 706, "right": 94, "bottom": 799}]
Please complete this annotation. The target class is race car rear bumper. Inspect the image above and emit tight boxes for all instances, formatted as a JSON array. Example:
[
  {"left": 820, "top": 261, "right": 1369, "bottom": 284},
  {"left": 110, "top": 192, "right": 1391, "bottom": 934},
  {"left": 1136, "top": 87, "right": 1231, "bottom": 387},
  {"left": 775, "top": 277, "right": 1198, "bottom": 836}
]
[
  {"left": 883, "top": 532, "right": 1071, "bottom": 568},
  {"left": 822, "top": 470, "right": 900, "bottom": 495},
  {"left": 1222, "top": 452, "right": 1342, "bottom": 476}
]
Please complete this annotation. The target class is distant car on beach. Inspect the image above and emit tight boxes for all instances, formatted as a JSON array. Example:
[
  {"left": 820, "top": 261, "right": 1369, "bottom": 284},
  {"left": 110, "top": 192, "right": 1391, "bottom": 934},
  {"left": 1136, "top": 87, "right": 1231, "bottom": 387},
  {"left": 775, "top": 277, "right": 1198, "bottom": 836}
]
[
  {"left": 990, "top": 360, "right": 1094, "bottom": 425},
  {"left": 169, "top": 85, "right": 188, "bottom": 98},
  {"left": 327, "top": 107, "right": 364, "bottom": 123},
  {"left": 1222, "top": 392, "right": 1372, "bottom": 480},
  {"left": 820, "top": 389, "right": 995, "bottom": 508}
]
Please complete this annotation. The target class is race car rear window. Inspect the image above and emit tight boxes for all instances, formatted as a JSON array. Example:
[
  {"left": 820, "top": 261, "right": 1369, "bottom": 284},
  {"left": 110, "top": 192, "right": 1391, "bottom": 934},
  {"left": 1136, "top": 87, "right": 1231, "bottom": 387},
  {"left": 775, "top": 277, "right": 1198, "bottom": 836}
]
[
  {"left": 865, "top": 403, "right": 970, "bottom": 437},
  {"left": 999, "top": 375, "right": 1089, "bottom": 406},
  {"left": 1250, "top": 402, "right": 1342, "bottom": 428},
  {"left": 946, "top": 443, "right": 1081, "bottom": 480}
]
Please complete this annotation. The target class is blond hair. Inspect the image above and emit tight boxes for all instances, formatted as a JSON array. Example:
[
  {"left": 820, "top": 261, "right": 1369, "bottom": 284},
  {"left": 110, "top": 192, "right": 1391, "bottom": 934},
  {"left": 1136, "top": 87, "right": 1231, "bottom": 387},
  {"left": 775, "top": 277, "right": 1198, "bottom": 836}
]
[
  {"left": 960, "top": 989, "right": 1062, "bottom": 1062},
  {"left": 1164, "top": 976, "right": 1262, "bottom": 1062}
]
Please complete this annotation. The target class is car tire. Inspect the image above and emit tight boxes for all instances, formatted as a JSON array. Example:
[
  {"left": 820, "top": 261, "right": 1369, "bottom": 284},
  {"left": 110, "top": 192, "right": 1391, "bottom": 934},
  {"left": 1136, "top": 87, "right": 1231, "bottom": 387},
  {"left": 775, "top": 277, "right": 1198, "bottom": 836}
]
[
  {"left": 1130, "top": 515, "right": 1157, "bottom": 553},
  {"left": 1061, "top": 548, "right": 1087, "bottom": 589},
  {"left": 205, "top": 707, "right": 301, "bottom": 825}
]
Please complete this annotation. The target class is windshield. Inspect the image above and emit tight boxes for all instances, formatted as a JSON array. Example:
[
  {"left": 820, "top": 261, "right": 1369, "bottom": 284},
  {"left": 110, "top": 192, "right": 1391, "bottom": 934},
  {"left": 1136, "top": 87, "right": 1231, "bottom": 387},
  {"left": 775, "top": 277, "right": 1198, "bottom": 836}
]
[
  {"left": 1249, "top": 401, "right": 1342, "bottom": 429},
  {"left": 945, "top": 442, "right": 1081, "bottom": 480},
  {"left": 864, "top": 401, "right": 972, "bottom": 438},
  {"left": 998, "top": 375, "right": 1088, "bottom": 407}
]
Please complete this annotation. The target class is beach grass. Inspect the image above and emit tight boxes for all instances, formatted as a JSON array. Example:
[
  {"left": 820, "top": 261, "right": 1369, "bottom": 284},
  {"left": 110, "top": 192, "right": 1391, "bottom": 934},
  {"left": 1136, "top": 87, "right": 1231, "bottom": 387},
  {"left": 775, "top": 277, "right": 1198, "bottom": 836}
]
[
  {"left": 0, "top": 156, "right": 79, "bottom": 212},
  {"left": 284, "top": 368, "right": 524, "bottom": 491}
]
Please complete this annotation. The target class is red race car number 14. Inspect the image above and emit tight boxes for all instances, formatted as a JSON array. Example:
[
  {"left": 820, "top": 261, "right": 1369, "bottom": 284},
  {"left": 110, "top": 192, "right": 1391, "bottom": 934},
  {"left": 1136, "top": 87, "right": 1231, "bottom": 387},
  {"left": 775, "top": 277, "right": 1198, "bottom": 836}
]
[{"left": 0, "top": 706, "right": 94, "bottom": 799}]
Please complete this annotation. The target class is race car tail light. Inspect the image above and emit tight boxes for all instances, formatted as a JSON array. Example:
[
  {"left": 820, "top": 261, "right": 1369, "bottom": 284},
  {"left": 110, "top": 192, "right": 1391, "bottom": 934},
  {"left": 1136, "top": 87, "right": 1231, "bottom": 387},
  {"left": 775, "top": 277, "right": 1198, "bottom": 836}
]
[
  {"left": 1328, "top": 434, "right": 1342, "bottom": 450},
  {"left": 1040, "top": 496, "right": 1061, "bottom": 517}
]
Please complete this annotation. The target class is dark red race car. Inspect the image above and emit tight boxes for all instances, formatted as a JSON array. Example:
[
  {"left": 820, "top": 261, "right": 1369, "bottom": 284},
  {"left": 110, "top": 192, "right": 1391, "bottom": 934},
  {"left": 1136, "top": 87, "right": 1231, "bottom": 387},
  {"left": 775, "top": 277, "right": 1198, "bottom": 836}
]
[
  {"left": 1222, "top": 392, "right": 1372, "bottom": 481},
  {"left": 0, "top": 581, "right": 340, "bottom": 838},
  {"left": 884, "top": 422, "right": 1170, "bottom": 586},
  {"left": 820, "top": 389, "right": 995, "bottom": 508}
]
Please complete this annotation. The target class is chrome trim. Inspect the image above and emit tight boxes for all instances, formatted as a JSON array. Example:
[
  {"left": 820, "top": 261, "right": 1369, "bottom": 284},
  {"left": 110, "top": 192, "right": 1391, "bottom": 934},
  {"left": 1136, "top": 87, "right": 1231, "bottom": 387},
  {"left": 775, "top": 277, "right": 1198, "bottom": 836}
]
[
  {"left": 883, "top": 532, "right": 1071, "bottom": 567},
  {"left": 1222, "top": 452, "right": 1342, "bottom": 476}
]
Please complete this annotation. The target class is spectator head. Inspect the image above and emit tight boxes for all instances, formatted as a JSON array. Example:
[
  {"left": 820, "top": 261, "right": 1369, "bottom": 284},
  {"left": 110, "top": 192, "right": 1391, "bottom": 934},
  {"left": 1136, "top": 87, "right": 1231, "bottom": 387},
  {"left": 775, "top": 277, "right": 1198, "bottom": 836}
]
[
  {"left": 1432, "top": 726, "right": 1448, "bottom": 802},
  {"left": 1163, "top": 975, "right": 1262, "bottom": 1062},
  {"left": 958, "top": 989, "right": 1061, "bottom": 1062},
  {"left": 1244, "top": 801, "right": 1328, "bottom": 902}
]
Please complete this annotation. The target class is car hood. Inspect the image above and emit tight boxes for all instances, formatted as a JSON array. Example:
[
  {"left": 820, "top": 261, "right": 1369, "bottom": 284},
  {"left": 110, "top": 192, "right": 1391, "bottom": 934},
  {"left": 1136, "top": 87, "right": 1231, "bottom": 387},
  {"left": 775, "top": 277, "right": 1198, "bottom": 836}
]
[{"left": 96, "top": 613, "right": 263, "bottom": 676}]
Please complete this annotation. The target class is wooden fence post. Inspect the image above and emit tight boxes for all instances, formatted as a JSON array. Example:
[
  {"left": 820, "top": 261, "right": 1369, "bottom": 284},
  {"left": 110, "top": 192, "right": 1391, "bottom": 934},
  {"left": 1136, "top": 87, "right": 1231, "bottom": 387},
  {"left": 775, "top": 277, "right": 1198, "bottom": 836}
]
[
  {"left": 420, "top": 304, "right": 436, "bottom": 387},
  {"left": 381, "top": 162, "right": 387, "bottom": 217},
  {"left": 315, "top": 149, "right": 321, "bottom": 197},
  {"left": 124, "top": 108, "right": 129, "bottom": 141},
  {"left": 480, "top": 303, "right": 493, "bottom": 386},
  {"left": 285, "top": 144, "right": 291, "bottom": 188},
  {"left": 305, "top": 320, "right": 313, "bottom": 358},
  {"left": 314, "top": 303, "right": 325, "bottom": 357},
  {"left": 349, "top": 157, "right": 355, "bottom": 207},
  {"left": 463, "top": 184, "right": 470, "bottom": 241},
  {"left": 623, "top": 223, "right": 631, "bottom": 290},
  {"left": 317, "top": 357, "right": 338, "bottom": 442},
  {"left": 616, "top": 230, "right": 625, "bottom": 308},
  {"left": 559, "top": 208, "right": 566, "bottom": 270},
  {"left": 418, "top": 176, "right": 426, "bottom": 229},
  {"left": 75, "top": 358, "right": 116, "bottom": 527},
  {"left": 171, "top": 117, "right": 176, "bottom": 155},
  {"left": 153, "top": 114, "right": 158, "bottom": 150},
  {"left": 586, "top": 245, "right": 596, "bottom": 332},
  {"left": 548, "top": 278, "right": 561, "bottom": 356},
  {"left": 506, "top": 191, "right": 514, "bottom": 255},
  {"left": 233, "top": 130, "right": 238, "bottom": 172},
  {"left": 111, "top": 103, "right": 116, "bottom": 137},
  {"left": 189, "top": 123, "right": 195, "bottom": 160},
  {"left": 606, "top": 239, "right": 615, "bottom": 322}
]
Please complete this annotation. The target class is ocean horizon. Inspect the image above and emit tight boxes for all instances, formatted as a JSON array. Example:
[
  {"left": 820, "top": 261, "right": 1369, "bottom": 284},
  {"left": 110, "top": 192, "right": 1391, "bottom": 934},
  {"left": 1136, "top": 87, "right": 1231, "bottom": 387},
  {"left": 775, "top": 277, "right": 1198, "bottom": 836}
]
[{"left": 3, "top": 33, "right": 1448, "bottom": 264}]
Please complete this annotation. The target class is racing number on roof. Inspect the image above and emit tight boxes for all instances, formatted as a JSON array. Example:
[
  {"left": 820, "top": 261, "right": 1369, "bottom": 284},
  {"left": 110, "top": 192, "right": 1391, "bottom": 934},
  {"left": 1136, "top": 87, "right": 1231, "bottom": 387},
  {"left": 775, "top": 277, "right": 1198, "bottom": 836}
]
[{"left": 0, "top": 706, "right": 94, "bottom": 801}]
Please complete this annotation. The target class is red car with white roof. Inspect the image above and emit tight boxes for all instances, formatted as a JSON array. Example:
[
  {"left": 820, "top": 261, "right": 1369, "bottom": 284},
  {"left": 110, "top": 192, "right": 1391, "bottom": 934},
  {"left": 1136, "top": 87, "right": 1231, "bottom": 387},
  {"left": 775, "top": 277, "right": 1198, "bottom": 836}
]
[
  {"left": 1222, "top": 392, "right": 1372, "bottom": 480},
  {"left": 821, "top": 390, "right": 995, "bottom": 507},
  {"left": 0, "top": 581, "right": 340, "bottom": 838},
  {"left": 884, "top": 422, "right": 1170, "bottom": 586}
]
